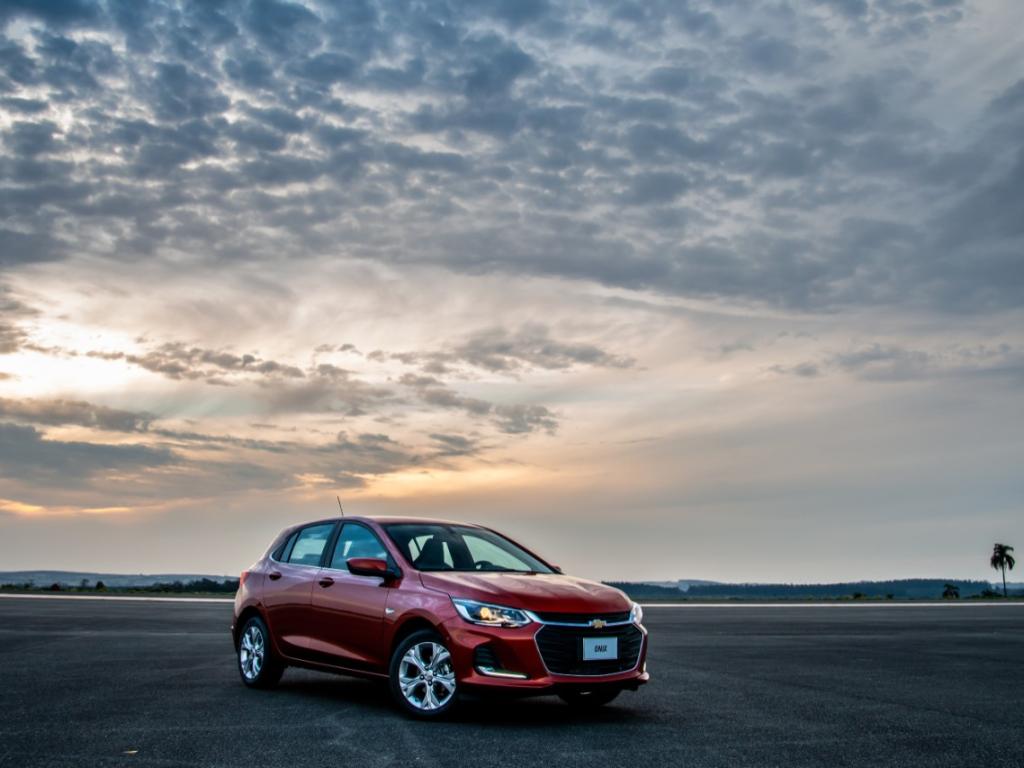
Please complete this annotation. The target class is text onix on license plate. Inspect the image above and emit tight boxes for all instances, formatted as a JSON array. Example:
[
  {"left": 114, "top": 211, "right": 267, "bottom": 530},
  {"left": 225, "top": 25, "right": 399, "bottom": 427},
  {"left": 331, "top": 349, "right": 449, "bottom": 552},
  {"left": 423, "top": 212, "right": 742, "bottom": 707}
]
[{"left": 582, "top": 636, "right": 618, "bottom": 660}]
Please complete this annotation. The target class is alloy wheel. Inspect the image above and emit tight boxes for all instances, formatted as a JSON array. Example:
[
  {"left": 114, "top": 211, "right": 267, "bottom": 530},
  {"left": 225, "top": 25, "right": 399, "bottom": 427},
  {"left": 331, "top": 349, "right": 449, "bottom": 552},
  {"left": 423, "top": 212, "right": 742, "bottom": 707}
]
[
  {"left": 398, "top": 641, "right": 456, "bottom": 711},
  {"left": 239, "top": 623, "right": 265, "bottom": 682}
]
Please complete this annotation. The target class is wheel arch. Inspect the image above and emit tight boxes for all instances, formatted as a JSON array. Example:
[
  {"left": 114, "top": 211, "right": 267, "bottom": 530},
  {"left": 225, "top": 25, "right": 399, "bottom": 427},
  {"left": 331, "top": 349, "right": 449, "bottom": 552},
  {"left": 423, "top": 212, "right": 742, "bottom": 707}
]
[
  {"left": 388, "top": 614, "right": 444, "bottom": 661},
  {"left": 233, "top": 604, "right": 266, "bottom": 647}
]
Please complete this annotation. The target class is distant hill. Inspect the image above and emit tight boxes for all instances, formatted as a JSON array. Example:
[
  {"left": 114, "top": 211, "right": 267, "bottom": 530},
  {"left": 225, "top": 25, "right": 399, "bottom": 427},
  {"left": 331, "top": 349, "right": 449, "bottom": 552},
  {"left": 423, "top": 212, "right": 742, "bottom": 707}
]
[
  {"left": 2, "top": 572, "right": 1011, "bottom": 600},
  {"left": 628, "top": 580, "right": 720, "bottom": 590},
  {"left": 606, "top": 581, "right": 683, "bottom": 599},
  {"left": 0, "top": 571, "right": 232, "bottom": 588},
  {"left": 677, "top": 579, "right": 721, "bottom": 591},
  {"left": 610, "top": 581, "right": 724, "bottom": 598},
  {"left": 610, "top": 578, "right": 995, "bottom": 600}
]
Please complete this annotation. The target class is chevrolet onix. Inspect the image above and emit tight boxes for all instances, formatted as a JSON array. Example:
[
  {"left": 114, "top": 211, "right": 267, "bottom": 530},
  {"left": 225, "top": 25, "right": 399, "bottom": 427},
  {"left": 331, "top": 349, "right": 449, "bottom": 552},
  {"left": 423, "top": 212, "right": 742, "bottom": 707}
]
[{"left": 232, "top": 516, "right": 649, "bottom": 717}]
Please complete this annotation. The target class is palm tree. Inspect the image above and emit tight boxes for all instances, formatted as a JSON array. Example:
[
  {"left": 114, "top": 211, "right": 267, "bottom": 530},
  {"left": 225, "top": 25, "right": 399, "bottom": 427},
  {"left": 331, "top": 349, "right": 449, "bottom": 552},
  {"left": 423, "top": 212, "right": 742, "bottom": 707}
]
[
  {"left": 942, "top": 583, "right": 959, "bottom": 599},
  {"left": 990, "top": 543, "right": 1016, "bottom": 598}
]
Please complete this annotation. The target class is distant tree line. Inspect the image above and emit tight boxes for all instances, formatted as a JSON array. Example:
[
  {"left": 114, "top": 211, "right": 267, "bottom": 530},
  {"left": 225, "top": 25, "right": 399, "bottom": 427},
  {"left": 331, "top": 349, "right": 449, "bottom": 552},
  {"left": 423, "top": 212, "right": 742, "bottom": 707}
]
[
  {"left": 605, "top": 582, "right": 682, "bottom": 599},
  {"left": 0, "top": 578, "right": 240, "bottom": 593},
  {"left": 608, "top": 579, "right": 996, "bottom": 600},
  {"left": 128, "top": 578, "right": 240, "bottom": 593}
]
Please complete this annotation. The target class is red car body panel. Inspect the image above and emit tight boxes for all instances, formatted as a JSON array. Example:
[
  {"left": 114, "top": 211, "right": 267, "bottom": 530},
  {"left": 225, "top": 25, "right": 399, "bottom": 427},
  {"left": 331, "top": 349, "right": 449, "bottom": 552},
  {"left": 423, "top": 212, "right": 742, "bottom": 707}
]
[
  {"left": 260, "top": 561, "right": 315, "bottom": 655},
  {"left": 418, "top": 571, "right": 633, "bottom": 614},
  {"left": 309, "top": 566, "right": 389, "bottom": 668},
  {"left": 232, "top": 516, "right": 649, "bottom": 694}
]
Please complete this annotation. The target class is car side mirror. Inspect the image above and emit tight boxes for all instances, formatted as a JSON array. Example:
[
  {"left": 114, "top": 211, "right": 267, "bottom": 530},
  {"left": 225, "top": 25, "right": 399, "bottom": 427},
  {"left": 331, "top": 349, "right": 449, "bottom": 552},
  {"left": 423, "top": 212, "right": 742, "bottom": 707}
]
[
  {"left": 551, "top": 564, "right": 563, "bottom": 574},
  {"left": 347, "top": 557, "right": 399, "bottom": 581}
]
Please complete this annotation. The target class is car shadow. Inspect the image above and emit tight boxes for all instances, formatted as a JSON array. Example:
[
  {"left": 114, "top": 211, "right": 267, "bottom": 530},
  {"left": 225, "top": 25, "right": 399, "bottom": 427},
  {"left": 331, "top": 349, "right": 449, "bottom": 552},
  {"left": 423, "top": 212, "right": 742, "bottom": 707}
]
[
  {"left": 448, "top": 693, "right": 649, "bottom": 728},
  {"left": 270, "top": 673, "right": 651, "bottom": 728}
]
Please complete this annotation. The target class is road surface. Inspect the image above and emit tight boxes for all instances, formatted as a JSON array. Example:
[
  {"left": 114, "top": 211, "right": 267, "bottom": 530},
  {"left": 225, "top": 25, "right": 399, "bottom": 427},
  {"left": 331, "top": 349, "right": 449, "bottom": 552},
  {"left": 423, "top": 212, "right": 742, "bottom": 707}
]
[{"left": 0, "top": 597, "right": 1021, "bottom": 767}]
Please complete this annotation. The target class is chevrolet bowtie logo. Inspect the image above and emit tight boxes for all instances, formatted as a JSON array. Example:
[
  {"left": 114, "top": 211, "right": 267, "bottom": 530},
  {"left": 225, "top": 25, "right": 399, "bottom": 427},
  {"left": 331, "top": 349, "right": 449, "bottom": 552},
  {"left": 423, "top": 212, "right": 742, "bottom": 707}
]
[{"left": 590, "top": 619, "right": 607, "bottom": 629}]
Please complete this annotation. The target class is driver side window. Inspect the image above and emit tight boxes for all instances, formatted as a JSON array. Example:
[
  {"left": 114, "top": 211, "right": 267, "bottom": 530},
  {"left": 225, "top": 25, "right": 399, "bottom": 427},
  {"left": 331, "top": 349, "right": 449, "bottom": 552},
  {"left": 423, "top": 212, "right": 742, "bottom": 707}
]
[
  {"left": 330, "top": 524, "right": 389, "bottom": 571},
  {"left": 408, "top": 534, "right": 454, "bottom": 569}
]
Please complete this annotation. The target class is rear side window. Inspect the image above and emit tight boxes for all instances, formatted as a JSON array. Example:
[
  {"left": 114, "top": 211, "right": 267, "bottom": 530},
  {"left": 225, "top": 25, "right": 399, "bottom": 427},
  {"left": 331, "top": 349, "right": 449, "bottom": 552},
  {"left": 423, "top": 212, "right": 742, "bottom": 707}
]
[
  {"left": 287, "top": 523, "right": 335, "bottom": 566},
  {"left": 272, "top": 531, "right": 297, "bottom": 562}
]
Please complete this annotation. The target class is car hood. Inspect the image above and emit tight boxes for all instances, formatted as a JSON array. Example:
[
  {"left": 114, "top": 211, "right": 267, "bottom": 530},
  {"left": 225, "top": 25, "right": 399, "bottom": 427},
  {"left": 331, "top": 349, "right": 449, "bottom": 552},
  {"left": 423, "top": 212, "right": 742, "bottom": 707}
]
[{"left": 419, "top": 571, "right": 631, "bottom": 614}]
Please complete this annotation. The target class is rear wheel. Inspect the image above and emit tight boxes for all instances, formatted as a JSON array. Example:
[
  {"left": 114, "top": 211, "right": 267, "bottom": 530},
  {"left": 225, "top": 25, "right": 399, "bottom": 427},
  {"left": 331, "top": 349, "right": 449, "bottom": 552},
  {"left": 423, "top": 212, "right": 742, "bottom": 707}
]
[
  {"left": 389, "top": 630, "right": 458, "bottom": 718},
  {"left": 558, "top": 688, "right": 621, "bottom": 709},
  {"left": 237, "top": 615, "right": 284, "bottom": 689}
]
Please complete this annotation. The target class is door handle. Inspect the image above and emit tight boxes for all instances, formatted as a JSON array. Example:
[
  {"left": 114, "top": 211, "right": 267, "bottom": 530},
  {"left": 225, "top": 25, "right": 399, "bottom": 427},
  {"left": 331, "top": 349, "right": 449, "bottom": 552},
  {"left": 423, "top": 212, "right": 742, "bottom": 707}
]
[
  {"left": 318, "top": 576, "right": 335, "bottom": 588},
  {"left": 268, "top": 571, "right": 282, "bottom": 581}
]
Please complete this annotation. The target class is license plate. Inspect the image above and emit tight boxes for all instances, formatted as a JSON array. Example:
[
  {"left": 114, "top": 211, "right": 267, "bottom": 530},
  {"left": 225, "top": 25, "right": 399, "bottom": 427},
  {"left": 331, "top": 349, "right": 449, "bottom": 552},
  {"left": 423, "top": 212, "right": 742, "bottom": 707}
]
[{"left": 582, "top": 636, "right": 618, "bottom": 661}]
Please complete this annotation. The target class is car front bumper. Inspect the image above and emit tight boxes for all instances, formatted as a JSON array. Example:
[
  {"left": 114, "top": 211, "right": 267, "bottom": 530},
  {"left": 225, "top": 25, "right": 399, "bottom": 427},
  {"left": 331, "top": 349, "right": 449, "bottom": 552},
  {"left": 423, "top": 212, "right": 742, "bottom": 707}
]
[{"left": 440, "top": 616, "right": 649, "bottom": 694}]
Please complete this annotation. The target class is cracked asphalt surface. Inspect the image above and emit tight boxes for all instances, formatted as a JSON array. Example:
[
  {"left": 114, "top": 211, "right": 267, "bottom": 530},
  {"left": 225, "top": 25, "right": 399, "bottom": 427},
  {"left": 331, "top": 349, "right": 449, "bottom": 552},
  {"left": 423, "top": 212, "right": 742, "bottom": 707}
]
[{"left": 0, "top": 598, "right": 1021, "bottom": 768}]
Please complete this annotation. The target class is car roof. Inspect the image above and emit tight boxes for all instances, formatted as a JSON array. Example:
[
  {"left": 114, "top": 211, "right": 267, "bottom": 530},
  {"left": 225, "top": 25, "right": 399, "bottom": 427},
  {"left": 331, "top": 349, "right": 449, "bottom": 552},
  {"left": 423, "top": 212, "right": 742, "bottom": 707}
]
[
  {"left": 359, "top": 515, "right": 484, "bottom": 527},
  {"left": 283, "top": 515, "right": 486, "bottom": 530}
]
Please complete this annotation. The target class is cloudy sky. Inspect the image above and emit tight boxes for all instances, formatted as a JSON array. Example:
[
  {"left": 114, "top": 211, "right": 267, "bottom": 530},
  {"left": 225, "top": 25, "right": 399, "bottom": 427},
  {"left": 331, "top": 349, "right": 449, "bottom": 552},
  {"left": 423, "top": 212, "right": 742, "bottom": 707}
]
[{"left": 1, "top": 0, "right": 1021, "bottom": 583}]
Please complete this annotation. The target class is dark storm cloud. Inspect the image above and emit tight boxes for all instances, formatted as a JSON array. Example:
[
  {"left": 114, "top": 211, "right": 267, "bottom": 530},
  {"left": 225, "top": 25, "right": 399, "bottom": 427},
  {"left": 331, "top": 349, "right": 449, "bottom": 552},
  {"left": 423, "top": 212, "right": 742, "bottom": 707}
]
[
  {"left": 491, "top": 403, "right": 558, "bottom": 435},
  {"left": 737, "top": 33, "right": 801, "bottom": 75},
  {"left": 87, "top": 342, "right": 305, "bottom": 382},
  {"left": 152, "top": 423, "right": 428, "bottom": 480},
  {"left": 0, "top": 422, "right": 173, "bottom": 480},
  {"left": 429, "top": 432, "right": 481, "bottom": 458},
  {"left": 386, "top": 323, "right": 634, "bottom": 375},
  {"left": 398, "top": 373, "right": 493, "bottom": 416},
  {"left": 315, "top": 431, "right": 416, "bottom": 476},
  {"left": 0, "top": 416, "right": 433, "bottom": 496},
  {"left": 452, "top": 324, "right": 634, "bottom": 372},
  {"left": 0, "top": 0, "right": 1013, "bottom": 313},
  {"left": 769, "top": 361, "right": 822, "bottom": 379},
  {"left": 3, "top": 120, "right": 59, "bottom": 154},
  {"left": 259, "top": 362, "right": 395, "bottom": 417},
  {"left": 0, "top": 284, "right": 35, "bottom": 353},
  {"left": 0, "top": 321, "right": 26, "bottom": 354},
  {"left": 397, "top": 373, "right": 558, "bottom": 434},
  {"left": 814, "top": 0, "right": 966, "bottom": 40},
  {"left": 0, "top": 228, "right": 63, "bottom": 267},
  {"left": 772, "top": 343, "right": 1024, "bottom": 383},
  {"left": 0, "top": 398, "right": 154, "bottom": 432},
  {"left": 0, "top": 0, "right": 99, "bottom": 28},
  {"left": 17, "top": 321, "right": 562, "bottom": 435},
  {"left": 0, "top": 420, "right": 296, "bottom": 498}
]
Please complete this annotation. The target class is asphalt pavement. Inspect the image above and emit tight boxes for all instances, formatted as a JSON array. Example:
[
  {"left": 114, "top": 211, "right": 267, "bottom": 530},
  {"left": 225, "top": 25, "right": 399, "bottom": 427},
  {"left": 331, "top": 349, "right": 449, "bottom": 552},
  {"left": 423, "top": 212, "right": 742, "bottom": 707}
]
[{"left": 1, "top": 597, "right": 1022, "bottom": 768}]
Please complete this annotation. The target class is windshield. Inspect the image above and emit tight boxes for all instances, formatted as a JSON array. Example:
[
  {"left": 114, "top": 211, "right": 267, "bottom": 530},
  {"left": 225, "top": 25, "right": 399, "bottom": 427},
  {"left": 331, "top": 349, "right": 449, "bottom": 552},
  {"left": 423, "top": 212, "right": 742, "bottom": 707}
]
[{"left": 383, "top": 524, "right": 554, "bottom": 573}]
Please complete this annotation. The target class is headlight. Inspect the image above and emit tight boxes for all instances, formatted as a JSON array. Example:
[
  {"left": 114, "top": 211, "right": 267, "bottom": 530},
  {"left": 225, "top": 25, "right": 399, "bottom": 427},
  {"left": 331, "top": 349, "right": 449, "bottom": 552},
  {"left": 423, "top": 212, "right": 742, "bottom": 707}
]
[
  {"left": 630, "top": 602, "right": 644, "bottom": 625},
  {"left": 452, "top": 598, "right": 532, "bottom": 628}
]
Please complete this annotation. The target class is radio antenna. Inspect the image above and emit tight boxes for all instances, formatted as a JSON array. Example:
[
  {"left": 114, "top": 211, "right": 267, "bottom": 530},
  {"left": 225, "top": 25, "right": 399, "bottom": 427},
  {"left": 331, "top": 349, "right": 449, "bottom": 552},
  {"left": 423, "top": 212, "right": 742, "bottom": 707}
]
[{"left": 336, "top": 495, "right": 345, "bottom": 516}]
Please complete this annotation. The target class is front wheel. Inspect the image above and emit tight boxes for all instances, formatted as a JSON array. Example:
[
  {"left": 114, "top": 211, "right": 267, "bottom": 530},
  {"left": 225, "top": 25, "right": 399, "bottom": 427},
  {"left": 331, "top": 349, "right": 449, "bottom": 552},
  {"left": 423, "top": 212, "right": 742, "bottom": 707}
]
[
  {"left": 389, "top": 630, "right": 458, "bottom": 718},
  {"left": 237, "top": 616, "right": 284, "bottom": 689},
  {"left": 558, "top": 688, "right": 621, "bottom": 709}
]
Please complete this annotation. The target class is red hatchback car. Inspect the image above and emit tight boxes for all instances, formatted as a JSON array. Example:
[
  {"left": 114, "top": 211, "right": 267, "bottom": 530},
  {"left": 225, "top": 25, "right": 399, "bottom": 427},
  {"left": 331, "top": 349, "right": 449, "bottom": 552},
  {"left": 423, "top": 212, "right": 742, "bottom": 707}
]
[{"left": 232, "top": 516, "right": 649, "bottom": 717}]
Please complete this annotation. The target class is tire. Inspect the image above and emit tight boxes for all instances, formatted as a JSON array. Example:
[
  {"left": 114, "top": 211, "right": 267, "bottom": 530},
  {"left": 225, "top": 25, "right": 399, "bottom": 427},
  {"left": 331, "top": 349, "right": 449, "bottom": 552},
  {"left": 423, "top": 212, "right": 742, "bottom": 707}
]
[
  {"left": 388, "top": 629, "right": 458, "bottom": 718},
  {"left": 237, "top": 615, "right": 284, "bottom": 689},
  {"left": 558, "top": 687, "right": 621, "bottom": 709}
]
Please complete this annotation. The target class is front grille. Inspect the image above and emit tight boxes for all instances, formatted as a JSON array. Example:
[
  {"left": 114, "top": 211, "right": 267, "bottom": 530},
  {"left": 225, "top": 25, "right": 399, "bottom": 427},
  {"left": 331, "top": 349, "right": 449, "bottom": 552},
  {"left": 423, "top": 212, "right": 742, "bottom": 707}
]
[
  {"left": 532, "top": 610, "right": 631, "bottom": 624},
  {"left": 535, "top": 624, "right": 643, "bottom": 675}
]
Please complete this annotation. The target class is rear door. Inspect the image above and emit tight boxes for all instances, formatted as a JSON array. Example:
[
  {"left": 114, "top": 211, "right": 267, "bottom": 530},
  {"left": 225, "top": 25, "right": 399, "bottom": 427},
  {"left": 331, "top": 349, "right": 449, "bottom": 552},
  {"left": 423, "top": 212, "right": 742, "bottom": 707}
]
[
  {"left": 262, "top": 522, "right": 338, "bottom": 657},
  {"left": 308, "top": 522, "right": 394, "bottom": 670}
]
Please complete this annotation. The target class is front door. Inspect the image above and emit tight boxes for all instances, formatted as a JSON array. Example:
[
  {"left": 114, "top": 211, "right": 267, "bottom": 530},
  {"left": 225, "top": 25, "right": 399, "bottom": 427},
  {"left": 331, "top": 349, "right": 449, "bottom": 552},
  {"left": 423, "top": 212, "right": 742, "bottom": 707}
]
[{"left": 309, "top": 522, "right": 393, "bottom": 670}]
